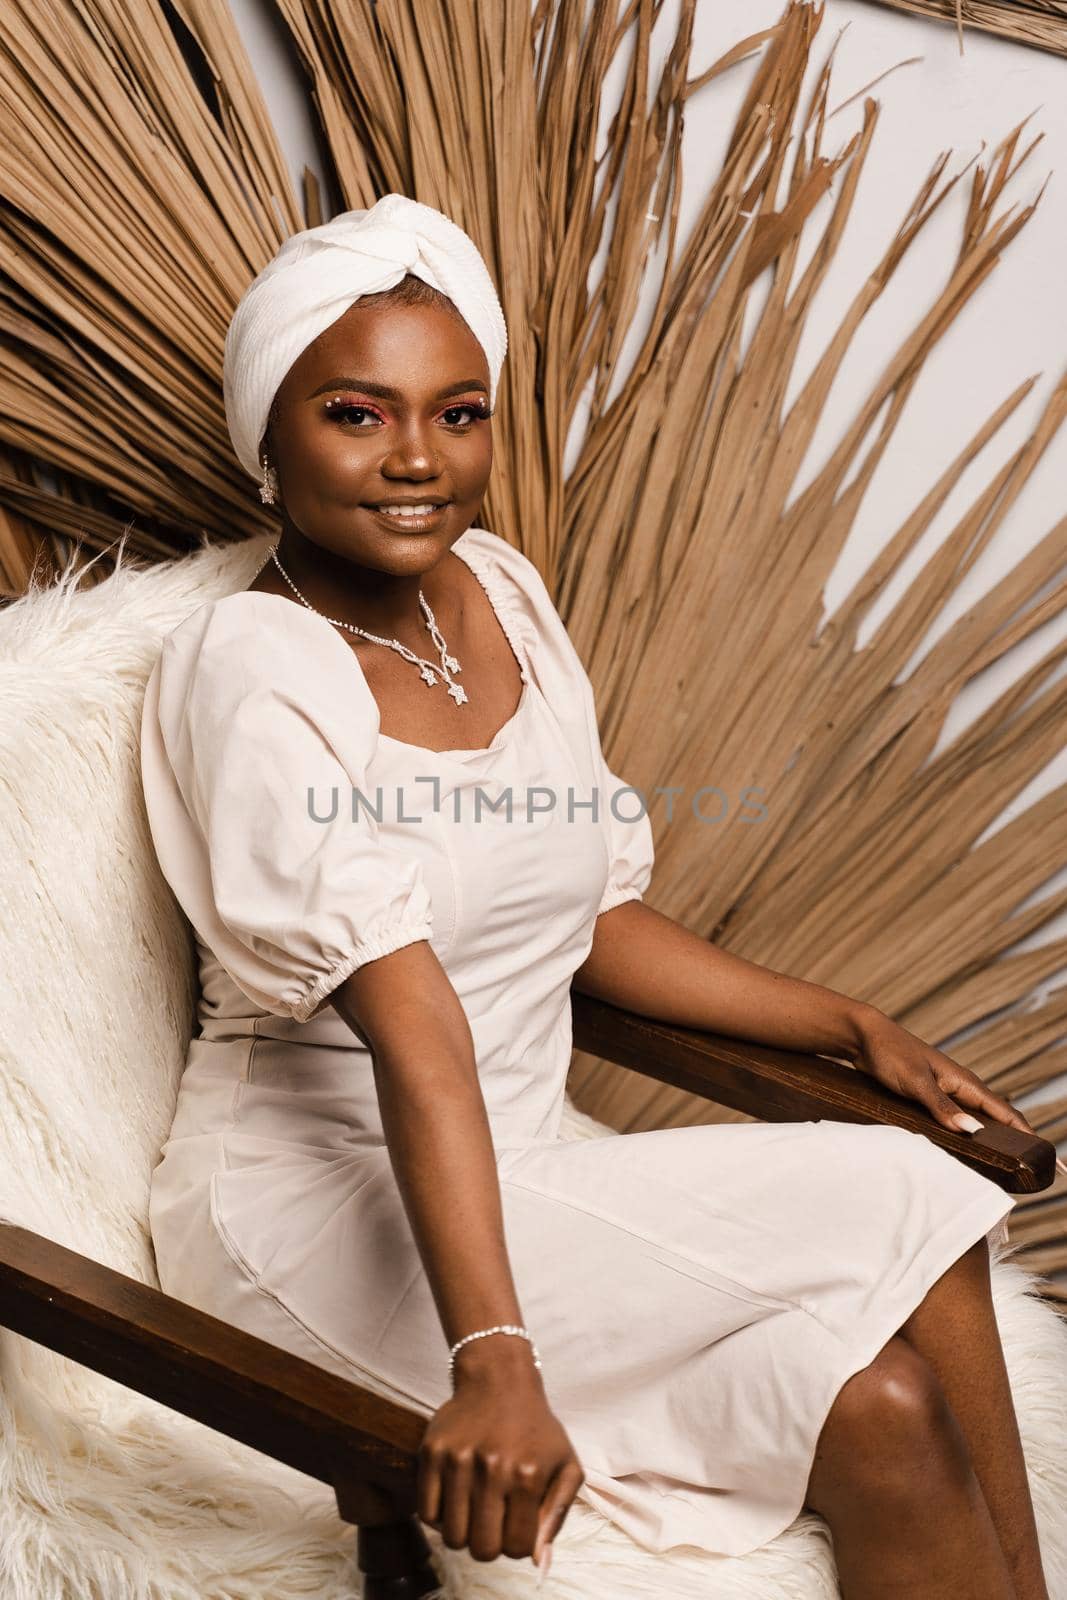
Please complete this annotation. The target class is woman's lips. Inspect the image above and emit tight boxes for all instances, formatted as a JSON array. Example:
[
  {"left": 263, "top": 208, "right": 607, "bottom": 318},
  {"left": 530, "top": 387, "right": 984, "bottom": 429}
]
[{"left": 363, "top": 503, "right": 451, "bottom": 531}]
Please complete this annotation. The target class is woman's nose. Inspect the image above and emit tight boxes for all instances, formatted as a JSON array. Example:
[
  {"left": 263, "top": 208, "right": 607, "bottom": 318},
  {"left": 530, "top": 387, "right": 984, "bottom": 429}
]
[{"left": 380, "top": 423, "right": 442, "bottom": 476}]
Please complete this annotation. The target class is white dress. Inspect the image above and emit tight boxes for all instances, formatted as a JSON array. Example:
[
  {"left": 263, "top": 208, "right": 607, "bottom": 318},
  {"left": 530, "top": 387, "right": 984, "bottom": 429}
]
[{"left": 139, "top": 524, "right": 1015, "bottom": 1559}]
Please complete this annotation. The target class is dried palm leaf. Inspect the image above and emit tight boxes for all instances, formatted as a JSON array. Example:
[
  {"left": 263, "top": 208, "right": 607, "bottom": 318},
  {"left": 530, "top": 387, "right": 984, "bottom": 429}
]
[
  {"left": 864, "top": 0, "right": 1067, "bottom": 58},
  {"left": 0, "top": 0, "right": 306, "bottom": 585}
]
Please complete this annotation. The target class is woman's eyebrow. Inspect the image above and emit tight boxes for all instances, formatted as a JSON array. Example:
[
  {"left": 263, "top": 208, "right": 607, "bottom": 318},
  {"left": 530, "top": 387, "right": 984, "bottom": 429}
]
[{"left": 307, "top": 376, "right": 488, "bottom": 400}]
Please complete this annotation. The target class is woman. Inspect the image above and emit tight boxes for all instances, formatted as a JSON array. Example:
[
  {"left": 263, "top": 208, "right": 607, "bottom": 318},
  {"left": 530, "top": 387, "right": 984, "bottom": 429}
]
[{"left": 140, "top": 194, "right": 1051, "bottom": 1597}]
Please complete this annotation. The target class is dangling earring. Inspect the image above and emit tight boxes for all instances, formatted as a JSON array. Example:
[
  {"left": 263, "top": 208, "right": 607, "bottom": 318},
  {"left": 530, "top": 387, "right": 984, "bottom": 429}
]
[{"left": 259, "top": 453, "right": 280, "bottom": 505}]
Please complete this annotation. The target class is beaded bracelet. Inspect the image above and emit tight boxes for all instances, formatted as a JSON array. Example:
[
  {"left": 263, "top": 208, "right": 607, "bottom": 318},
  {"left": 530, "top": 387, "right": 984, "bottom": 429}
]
[{"left": 448, "top": 1323, "right": 542, "bottom": 1384}]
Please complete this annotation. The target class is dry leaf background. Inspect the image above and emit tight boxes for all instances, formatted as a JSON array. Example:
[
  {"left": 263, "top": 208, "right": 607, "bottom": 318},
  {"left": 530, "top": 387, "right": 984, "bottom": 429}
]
[
  {"left": 865, "top": 0, "right": 1067, "bottom": 59},
  {"left": 0, "top": 0, "right": 1065, "bottom": 1298}
]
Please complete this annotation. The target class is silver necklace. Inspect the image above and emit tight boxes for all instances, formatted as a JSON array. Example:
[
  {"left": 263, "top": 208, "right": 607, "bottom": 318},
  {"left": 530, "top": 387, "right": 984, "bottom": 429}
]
[{"left": 258, "top": 544, "right": 469, "bottom": 706}]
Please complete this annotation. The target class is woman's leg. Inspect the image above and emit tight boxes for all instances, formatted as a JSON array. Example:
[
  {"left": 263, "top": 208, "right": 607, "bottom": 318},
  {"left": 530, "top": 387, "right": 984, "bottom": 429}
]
[
  {"left": 804, "top": 1334, "right": 1017, "bottom": 1598},
  {"left": 895, "top": 1238, "right": 1049, "bottom": 1600}
]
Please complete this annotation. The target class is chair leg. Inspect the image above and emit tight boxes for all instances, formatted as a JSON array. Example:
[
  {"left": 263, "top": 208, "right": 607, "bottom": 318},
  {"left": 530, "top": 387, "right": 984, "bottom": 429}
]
[
  {"left": 356, "top": 1516, "right": 442, "bottom": 1599},
  {"left": 334, "top": 1477, "right": 443, "bottom": 1598}
]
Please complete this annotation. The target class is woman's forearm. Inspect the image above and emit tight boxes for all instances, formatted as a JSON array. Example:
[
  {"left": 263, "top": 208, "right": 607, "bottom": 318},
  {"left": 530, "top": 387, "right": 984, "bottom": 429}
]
[
  {"left": 332, "top": 944, "right": 538, "bottom": 1382},
  {"left": 573, "top": 899, "right": 878, "bottom": 1060}
]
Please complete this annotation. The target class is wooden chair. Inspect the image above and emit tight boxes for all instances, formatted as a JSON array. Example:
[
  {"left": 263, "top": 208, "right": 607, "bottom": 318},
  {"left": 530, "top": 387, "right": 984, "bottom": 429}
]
[{"left": 1, "top": 992, "right": 1054, "bottom": 1598}]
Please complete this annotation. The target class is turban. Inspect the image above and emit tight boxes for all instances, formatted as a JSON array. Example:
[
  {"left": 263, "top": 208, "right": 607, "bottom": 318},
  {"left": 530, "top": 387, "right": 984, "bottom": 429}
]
[{"left": 223, "top": 192, "right": 508, "bottom": 481}]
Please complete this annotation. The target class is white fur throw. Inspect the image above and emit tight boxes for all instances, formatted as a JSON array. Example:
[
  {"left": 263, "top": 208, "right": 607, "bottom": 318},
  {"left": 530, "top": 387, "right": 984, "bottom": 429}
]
[{"left": 0, "top": 530, "right": 1065, "bottom": 1599}]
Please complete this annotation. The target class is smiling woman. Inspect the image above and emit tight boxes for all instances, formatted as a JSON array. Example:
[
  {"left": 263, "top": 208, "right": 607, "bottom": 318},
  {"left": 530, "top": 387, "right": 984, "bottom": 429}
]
[
  {"left": 288, "top": 280, "right": 492, "bottom": 533},
  {"left": 140, "top": 191, "right": 1043, "bottom": 1596},
  {"left": 256, "top": 278, "right": 494, "bottom": 603},
  {"left": 245, "top": 281, "right": 520, "bottom": 742}
]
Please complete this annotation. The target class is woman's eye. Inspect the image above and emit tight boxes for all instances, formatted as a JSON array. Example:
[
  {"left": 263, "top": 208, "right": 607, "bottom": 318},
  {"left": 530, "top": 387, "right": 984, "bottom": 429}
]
[
  {"left": 325, "top": 400, "right": 489, "bottom": 429},
  {"left": 326, "top": 402, "right": 382, "bottom": 428},
  {"left": 440, "top": 403, "right": 487, "bottom": 426}
]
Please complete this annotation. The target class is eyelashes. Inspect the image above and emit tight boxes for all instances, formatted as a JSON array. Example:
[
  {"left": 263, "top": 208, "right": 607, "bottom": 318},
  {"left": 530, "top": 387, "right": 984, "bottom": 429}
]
[{"left": 324, "top": 397, "right": 493, "bottom": 429}]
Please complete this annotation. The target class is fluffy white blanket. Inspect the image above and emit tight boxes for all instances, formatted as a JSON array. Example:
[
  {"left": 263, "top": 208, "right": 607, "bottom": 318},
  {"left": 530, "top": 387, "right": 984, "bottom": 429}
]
[{"left": 0, "top": 533, "right": 1064, "bottom": 1599}]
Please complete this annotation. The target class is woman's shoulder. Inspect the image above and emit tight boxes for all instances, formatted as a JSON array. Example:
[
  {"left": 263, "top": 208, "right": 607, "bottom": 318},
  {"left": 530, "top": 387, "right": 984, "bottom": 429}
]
[
  {"left": 163, "top": 535, "right": 546, "bottom": 659},
  {"left": 162, "top": 585, "right": 309, "bottom": 646},
  {"left": 150, "top": 586, "right": 380, "bottom": 750},
  {"left": 454, "top": 525, "right": 553, "bottom": 607},
  {"left": 452, "top": 525, "right": 562, "bottom": 658},
  {"left": 453, "top": 526, "right": 565, "bottom": 686},
  {"left": 454, "top": 527, "right": 597, "bottom": 716},
  {"left": 153, "top": 533, "right": 562, "bottom": 706},
  {"left": 159, "top": 586, "right": 347, "bottom": 680}
]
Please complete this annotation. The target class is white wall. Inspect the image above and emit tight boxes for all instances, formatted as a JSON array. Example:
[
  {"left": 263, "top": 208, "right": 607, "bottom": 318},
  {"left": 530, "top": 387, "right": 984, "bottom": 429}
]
[{"left": 227, "top": 0, "right": 1067, "bottom": 1130}]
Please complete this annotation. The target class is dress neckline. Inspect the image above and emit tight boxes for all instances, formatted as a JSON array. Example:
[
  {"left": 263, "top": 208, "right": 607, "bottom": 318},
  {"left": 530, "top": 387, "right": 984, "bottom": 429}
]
[
  {"left": 377, "top": 533, "right": 532, "bottom": 759},
  {"left": 229, "top": 528, "right": 534, "bottom": 761},
  {"left": 379, "top": 676, "right": 534, "bottom": 760}
]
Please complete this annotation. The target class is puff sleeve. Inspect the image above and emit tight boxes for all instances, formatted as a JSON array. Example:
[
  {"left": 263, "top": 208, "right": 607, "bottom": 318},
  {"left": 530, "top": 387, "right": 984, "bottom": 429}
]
[
  {"left": 595, "top": 745, "right": 655, "bottom": 916},
  {"left": 139, "top": 593, "right": 434, "bottom": 1023}
]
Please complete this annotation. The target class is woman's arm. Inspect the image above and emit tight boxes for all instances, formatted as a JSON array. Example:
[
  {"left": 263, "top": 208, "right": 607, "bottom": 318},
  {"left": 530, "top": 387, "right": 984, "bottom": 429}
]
[
  {"left": 572, "top": 900, "right": 1039, "bottom": 1139},
  {"left": 332, "top": 940, "right": 585, "bottom": 1570},
  {"left": 332, "top": 939, "right": 534, "bottom": 1381},
  {"left": 572, "top": 899, "right": 872, "bottom": 1059}
]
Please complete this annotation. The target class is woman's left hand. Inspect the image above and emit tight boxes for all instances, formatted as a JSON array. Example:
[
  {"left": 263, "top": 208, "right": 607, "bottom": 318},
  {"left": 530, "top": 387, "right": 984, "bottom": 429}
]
[{"left": 848, "top": 1008, "right": 1038, "bottom": 1139}]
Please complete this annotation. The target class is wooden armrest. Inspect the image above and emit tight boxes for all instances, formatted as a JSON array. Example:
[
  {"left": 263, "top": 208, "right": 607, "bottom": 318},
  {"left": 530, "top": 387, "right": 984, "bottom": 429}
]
[
  {"left": 0, "top": 1222, "right": 424, "bottom": 1509},
  {"left": 570, "top": 991, "right": 1055, "bottom": 1195}
]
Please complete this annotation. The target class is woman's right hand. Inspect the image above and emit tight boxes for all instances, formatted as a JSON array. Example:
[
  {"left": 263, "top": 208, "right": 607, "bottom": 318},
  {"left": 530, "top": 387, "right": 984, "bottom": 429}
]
[{"left": 417, "top": 1341, "right": 584, "bottom": 1569}]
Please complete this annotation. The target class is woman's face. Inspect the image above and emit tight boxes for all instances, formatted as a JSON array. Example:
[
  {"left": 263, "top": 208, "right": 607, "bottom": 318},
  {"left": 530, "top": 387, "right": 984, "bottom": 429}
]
[{"left": 263, "top": 296, "right": 494, "bottom": 576}]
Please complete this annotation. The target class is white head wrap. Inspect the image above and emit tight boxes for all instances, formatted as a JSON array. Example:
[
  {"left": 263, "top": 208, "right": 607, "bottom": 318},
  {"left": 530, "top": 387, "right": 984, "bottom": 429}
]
[{"left": 223, "top": 192, "right": 508, "bottom": 481}]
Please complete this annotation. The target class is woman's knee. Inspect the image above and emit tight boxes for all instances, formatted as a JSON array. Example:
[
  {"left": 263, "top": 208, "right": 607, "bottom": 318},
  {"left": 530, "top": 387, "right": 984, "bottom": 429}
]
[{"left": 807, "top": 1336, "right": 972, "bottom": 1512}]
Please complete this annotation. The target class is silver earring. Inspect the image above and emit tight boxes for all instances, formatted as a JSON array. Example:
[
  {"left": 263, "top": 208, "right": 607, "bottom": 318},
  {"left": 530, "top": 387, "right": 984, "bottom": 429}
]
[{"left": 259, "top": 454, "right": 280, "bottom": 505}]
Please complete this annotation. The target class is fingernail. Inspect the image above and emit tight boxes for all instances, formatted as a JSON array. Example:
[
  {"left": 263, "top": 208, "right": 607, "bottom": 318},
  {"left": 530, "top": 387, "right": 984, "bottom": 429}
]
[
  {"left": 953, "top": 1113, "right": 983, "bottom": 1134},
  {"left": 535, "top": 1541, "right": 553, "bottom": 1588}
]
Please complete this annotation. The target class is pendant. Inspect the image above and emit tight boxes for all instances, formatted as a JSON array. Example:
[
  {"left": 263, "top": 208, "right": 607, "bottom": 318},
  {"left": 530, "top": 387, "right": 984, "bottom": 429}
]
[
  {"left": 419, "top": 665, "right": 437, "bottom": 685},
  {"left": 447, "top": 682, "right": 469, "bottom": 705},
  {"left": 444, "top": 654, "right": 461, "bottom": 673}
]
